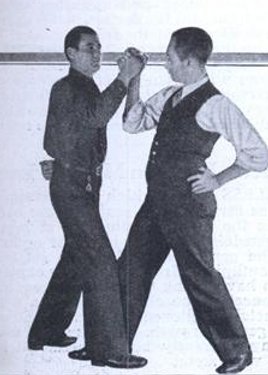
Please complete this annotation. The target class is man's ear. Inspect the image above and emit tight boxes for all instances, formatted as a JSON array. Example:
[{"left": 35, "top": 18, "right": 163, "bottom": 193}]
[
  {"left": 66, "top": 47, "right": 76, "bottom": 61},
  {"left": 181, "top": 57, "right": 191, "bottom": 67},
  {"left": 187, "top": 56, "right": 199, "bottom": 68}
]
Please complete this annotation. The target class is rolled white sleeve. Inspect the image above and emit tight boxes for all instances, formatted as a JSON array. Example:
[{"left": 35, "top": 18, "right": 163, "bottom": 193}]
[
  {"left": 123, "top": 85, "right": 180, "bottom": 133},
  {"left": 196, "top": 95, "right": 268, "bottom": 172}
]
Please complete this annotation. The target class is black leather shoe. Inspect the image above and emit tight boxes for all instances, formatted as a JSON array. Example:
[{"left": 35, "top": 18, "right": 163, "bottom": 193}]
[
  {"left": 68, "top": 347, "right": 147, "bottom": 369},
  {"left": 216, "top": 350, "right": 253, "bottom": 373},
  {"left": 28, "top": 334, "right": 77, "bottom": 350},
  {"left": 68, "top": 347, "right": 91, "bottom": 361},
  {"left": 92, "top": 354, "right": 148, "bottom": 369}
]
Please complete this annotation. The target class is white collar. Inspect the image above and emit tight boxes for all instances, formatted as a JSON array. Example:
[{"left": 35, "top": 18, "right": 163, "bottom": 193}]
[{"left": 181, "top": 75, "right": 209, "bottom": 99}]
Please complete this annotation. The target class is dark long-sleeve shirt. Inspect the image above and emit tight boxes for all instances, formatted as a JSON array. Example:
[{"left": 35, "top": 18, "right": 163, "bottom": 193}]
[{"left": 44, "top": 68, "right": 126, "bottom": 171}]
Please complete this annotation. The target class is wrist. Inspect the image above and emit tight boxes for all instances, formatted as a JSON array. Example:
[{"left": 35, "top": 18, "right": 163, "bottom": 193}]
[
  {"left": 117, "top": 73, "right": 130, "bottom": 88},
  {"left": 129, "top": 74, "right": 140, "bottom": 87}
]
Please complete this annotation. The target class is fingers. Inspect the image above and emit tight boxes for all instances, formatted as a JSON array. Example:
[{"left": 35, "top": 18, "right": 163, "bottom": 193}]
[
  {"left": 124, "top": 47, "right": 148, "bottom": 64},
  {"left": 41, "top": 171, "right": 53, "bottom": 180},
  {"left": 190, "top": 178, "right": 208, "bottom": 194},
  {"left": 125, "top": 47, "right": 143, "bottom": 58},
  {"left": 187, "top": 168, "right": 207, "bottom": 193},
  {"left": 191, "top": 186, "right": 208, "bottom": 194},
  {"left": 187, "top": 167, "right": 207, "bottom": 182},
  {"left": 186, "top": 167, "right": 217, "bottom": 194},
  {"left": 190, "top": 180, "right": 203, "bottom": 189},
  {"left": 117, "top": 54, "right": 127, "bottom": 66},
  {"left": 40, "top": 160, "right": 54, "bottom": 181},
  {"left": 125, "top": 47, "right": 140, "bottom": 56},
  {"left": 187, "top": 173, "right": 202, "bottom": 182}
]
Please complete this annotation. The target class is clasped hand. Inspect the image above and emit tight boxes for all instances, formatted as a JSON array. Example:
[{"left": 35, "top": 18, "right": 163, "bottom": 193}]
[{"left": 117, "top": 47, "right": 148, "bottom": 80}]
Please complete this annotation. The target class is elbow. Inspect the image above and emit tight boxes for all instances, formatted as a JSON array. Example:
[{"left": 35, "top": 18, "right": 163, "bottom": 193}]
[
  {"left": 257, "top": 147, "right": 268, "bottom": 171},
  {"left": 254, "top": 158, "right": 268, "bottom": 172},
  {"left": 238, "top": 145, "right": 268, "bottom": 172},
  {"left": 251, "top": 153, "right": 268, "bottom": 172}
]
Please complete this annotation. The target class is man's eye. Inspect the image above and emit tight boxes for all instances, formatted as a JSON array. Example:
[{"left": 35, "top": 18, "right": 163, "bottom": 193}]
[{"left": 89, "top": 45, "right": 101, "bottom": 51}]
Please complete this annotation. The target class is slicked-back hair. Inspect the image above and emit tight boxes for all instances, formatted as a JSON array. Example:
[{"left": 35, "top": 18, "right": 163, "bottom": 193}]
[
  {"left": 64, "top": 26, "right": 97, "bottom": 60},
  {"left": 171, "top": 27, "right": 213, "bottom": 64}
]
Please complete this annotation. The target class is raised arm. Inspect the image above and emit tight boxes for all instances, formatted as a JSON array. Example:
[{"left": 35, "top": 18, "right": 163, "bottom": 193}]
[
  {"left": 123, "top": 75, "right": 141, "bottom": 121},
  {"left": 122, "top": 50, "right": 178, "bottom": 134}
]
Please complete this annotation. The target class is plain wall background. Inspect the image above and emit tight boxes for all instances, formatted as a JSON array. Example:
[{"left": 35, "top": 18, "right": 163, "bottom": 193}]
[{"left": 0, "top": 1, "right": 268, "bottom": 374}]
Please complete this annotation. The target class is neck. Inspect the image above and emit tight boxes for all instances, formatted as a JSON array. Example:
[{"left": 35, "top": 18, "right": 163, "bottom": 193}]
[
  {"left": 71, "top": 64, "right": 93, "bottom": 78},
  {"left": 183, "top": 67, "right": 207, "bottom": 86}
]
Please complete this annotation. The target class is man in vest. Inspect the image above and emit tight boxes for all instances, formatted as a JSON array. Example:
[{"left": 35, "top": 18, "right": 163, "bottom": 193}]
[{"left": 118, "top": 28, "right": 268, "bottom": 374}]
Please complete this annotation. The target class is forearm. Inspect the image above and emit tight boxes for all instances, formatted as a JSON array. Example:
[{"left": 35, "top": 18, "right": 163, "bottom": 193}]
[
  {"left": 188, "top": 163, "right": 250, "bottom": 194},
  {"left": 123, "top": 75, "right": 141, "bottom": 121},
  {"left": 93, "top": 77, "right": 127, "bottom": 127},
  {"left": 216, "top": 163, "right": 250, "bottom": 187}
]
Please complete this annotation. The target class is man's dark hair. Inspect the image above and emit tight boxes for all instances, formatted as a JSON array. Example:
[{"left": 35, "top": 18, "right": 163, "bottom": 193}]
[
  {"left": 64, "top": 26, "right": 97, "bottom": 60},
  {"left": 171, "top": 27, "right": 213, "bottom": 64}
]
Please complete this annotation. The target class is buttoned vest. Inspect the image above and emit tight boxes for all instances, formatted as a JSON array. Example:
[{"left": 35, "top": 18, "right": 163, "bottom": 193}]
[{"left": 146, "top": 81, "right": 221, "bottom": 196}]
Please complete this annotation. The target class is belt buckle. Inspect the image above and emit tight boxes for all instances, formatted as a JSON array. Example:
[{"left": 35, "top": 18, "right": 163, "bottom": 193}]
[{"left": 85, "top": 174, "right": 92, "bottom": 192}]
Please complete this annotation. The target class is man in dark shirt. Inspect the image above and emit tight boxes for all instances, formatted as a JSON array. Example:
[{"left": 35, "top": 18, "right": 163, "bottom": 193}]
[{"left": 28, "top": 25, "right": 147, "bottom": 369}]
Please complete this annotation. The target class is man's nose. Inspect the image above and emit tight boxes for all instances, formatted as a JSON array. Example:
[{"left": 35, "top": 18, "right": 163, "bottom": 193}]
[{"left": 93, "top": 48, "right": 101, "bottom": 58}]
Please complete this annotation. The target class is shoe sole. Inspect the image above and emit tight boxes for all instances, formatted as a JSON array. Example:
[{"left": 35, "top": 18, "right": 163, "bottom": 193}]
[
  {"left": 91, "top": 360, "right": 106, "bottom": 367},
  {"left": 28, "top": 344, "right": 44, "bottom": 350},
  {"left": 216, "top": 356, "right": 253, "bottom": 373},
  {"left": 69, "top": 354, "right": 92, "bottom": 361},
  {"left": 104, "top": 360, "right": 148, "bottom": 369},
  {"left": 29, "top": 341, "right": 76, "bottom": 351}
]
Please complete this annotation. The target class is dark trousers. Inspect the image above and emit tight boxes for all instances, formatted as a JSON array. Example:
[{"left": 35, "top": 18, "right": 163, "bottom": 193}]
[
  {"left": 118, "top": 192, "right": 250, "bottom": 362},
  {"left": 29, "top": 163, "right": 128, "bottom": 358}
]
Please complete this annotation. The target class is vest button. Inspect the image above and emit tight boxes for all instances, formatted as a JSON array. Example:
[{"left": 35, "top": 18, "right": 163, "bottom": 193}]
[{"left": 152, "top": 151, "right": 156, "bottom": 155}]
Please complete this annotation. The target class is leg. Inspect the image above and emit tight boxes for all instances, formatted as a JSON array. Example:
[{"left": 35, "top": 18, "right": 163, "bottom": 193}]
[
  {"left": 50, "top": 182, "right": 129, "bottom": 359},
  {"left": 28, "top": 169, "right": 84, "bottom": 346},
  {"left": 28, "top": 239, "right": 81, "bottom": 345},
  {"left": 29, "top": 167, "right": 127, "bottom": 358},
  {"left": 65, "top": 191, "right": 148, "bottom": 367},
  {"left": 160, "top": 209, "right": 250, "bottom": 363},
  {"left": 118, "top": 198, "right": 170, "bottom": 349}
]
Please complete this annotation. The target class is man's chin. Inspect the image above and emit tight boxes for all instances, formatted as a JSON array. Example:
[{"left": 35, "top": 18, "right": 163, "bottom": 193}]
[
  {"left": 92, "top": 63, "right": 101, "bottom": 72},
  {"left": 167, "top": 72, "right": 174, "bottom": 81}
]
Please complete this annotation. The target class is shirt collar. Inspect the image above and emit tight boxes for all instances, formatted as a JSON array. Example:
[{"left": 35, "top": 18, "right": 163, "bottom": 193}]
[
  {"left": 69, "top": 67, "right": 94, "bottom": 84},
  {"left": 181, "top": 74, "right": 209, "bottom": 99}
]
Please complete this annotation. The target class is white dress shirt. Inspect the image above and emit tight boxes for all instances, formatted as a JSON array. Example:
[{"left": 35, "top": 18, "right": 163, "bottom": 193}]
[{"left": 123, "top": 76, "right": 268, "bottom": 172}]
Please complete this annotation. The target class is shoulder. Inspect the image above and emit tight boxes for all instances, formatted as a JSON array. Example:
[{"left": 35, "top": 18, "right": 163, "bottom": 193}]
[
  {"left": 157, "top": 84, "right": 181, "bottom": 98},
  {"left": 147, "top": 84, "right": 180, "bottom": 104},
  {"left": 51, "top": 75, "right": 73, "bottom": 93},
  {"left": 200, "top": 93, "right": 245, "bottom": 118},
  {"left": 50, "top": 76, "right": 74, "bottom": 101},
  {"left": 205, "top": 93, "right": 239, "bottom": 109},
  {"left": 205, "top": 93, "right": 228, "bottom": 105}
]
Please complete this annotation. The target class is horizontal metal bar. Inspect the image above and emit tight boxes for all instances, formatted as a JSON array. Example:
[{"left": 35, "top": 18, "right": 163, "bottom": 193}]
[{"left": 1, "top": 52, "right": 268, "bottom": 66}]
